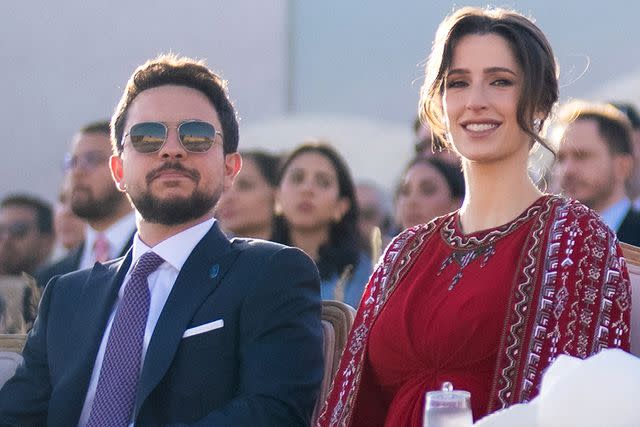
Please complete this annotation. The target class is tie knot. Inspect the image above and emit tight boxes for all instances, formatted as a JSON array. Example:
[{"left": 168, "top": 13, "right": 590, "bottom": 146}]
[
  {"left": 132, "top": 251, "right": 165, "bottom": 278},
  {"left": 93, "top": 233, "right": 111, "bottom": 263}
]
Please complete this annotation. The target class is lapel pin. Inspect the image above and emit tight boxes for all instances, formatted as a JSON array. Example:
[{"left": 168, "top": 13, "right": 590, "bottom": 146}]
[{"left": 209, "top": 264, "right": 220, "bottom": 279}]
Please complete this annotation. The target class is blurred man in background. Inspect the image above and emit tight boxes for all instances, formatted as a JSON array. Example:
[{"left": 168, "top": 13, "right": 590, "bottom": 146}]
[
  {"left": 555, "top": 101, "right": 640, "bottom": 245},
  {"left": 36, "top": 121, "right": 135, "bottom": 287}
]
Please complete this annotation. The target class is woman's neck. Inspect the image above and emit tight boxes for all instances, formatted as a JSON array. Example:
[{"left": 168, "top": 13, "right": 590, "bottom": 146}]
[
  {"left": 289, "top": 227, "right": 330, "bottom": 261},
  {"left": 458, "top": 156, "right": 543, "bottom": 234}
]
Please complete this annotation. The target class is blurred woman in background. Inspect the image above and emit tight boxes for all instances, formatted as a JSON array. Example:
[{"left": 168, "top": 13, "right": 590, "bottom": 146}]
[
  {"left": 395, "top": 156, "right": 464, "bottom": 230},
  {"left": 216, "top": 150, "right": 279, "bottom": 240},
  {"left": 272, "top": 142, "right": 372, "bottom": 308}
]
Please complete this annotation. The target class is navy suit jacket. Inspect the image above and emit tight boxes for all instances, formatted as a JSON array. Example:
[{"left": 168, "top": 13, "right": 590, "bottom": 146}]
[
  {"left": 0, "top": 222, "right": 324, "bottom": 426},
  {"left": 35, "top": 231, "right": 136, "bottom": 288},
  {"left": 617, "top": 207, "right": 640, "bottom": 246}
]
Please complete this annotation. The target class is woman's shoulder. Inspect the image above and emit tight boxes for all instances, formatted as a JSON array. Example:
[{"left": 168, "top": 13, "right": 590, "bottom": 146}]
[
  {"left": 380, "top": 213, "right": 453, "bottom": 260},
  {"left": 548, "top": 194, "right": 615, "bottom": 239}
]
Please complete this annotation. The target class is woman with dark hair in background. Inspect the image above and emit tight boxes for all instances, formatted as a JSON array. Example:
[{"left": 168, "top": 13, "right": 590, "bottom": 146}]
[
  {"left": 395, "top": 155, "right": 464, "bottom": 230},
  {"left": 272, "top": 142, "right": 372, "bottom": 308},
  {"left": 216, "top": 150, "right": 279, "bottom": 240},
  {"left": 318, "top": 6, "right": 631, "bottom": 426}
]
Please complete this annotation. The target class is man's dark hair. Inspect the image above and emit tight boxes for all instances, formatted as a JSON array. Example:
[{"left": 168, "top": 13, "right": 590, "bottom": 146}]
[
  {"left": 610, "top": 102, "right": 640, "bottom": 130},
  {"left": 112, "top": 53, "right": 239, "bottom": 155},
  {"left": 0, "top": 194, "right": 53, "bottom": 234},
  {"left": 557, "top": 101, "right": 633, "bottom": 156},
  {"left": 80, "top": 120, "right": 110, "bottom": 136}
]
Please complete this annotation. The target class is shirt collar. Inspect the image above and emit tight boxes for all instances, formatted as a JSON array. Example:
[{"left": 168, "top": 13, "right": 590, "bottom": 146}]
[
  {"left": 600, "top": 197, "right": 631, "bottom": 232},
  {"left": 84, "top": 211, "right": 136, "bottom": 255},
  {"left": 130, "top": 218, "right": 216, "bottom": 272}
]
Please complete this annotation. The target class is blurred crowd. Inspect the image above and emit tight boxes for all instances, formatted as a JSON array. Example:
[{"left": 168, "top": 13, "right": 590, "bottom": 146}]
[{"left": 1, "top": 99, "right": 639, "bottom": 333}]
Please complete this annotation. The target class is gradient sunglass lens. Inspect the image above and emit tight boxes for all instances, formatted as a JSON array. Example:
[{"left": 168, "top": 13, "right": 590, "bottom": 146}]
[
  {"left": 129, "top": 122, "right": 167, "bottom": 153},
  {"left": 178, "top": 121, "right": 215, "bottom": 152}
]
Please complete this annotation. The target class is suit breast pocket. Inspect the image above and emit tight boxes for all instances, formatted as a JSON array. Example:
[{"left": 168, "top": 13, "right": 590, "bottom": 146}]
[{"left": 180, "top": 318, "right": 225, "bottom": 350}]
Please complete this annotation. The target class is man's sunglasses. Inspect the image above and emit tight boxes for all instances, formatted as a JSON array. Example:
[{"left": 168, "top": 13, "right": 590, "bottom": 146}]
[
  {"left": 123, "top": 120, "right": 223, "bottom": 154},
  {"left": 0, "top": 222, "right": 34, "bottom": 239}
]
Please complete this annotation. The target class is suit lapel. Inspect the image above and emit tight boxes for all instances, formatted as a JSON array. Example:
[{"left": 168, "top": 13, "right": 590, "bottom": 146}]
[
  {"left": 70, "top": 242, "right": 84, "bottom": 270},
  {"left": 134, "top": 222, "right": 240, "bottom": 416},
  {"left": 56, "top": 253, "right": 132, "bottom": 424}
]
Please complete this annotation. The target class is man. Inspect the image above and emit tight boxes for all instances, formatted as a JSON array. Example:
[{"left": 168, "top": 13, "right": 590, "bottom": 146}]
[
  {"left": 36, "top": 121, "right": 136, "bottom": 287},
  {"left": 354, "top": 180, "right": 392, "bottom": 259},
  {"left": 0, "top": 194, "right": 54, "bottom": 276},
  {"left": 555, "top": 100, "right": 640, "bottom": 246},
  {"left": 0, "top": 54, "right": 323, "bottom": 426},
  {"left": 610, "top": 102, "right": 640, "bottom": 208}
]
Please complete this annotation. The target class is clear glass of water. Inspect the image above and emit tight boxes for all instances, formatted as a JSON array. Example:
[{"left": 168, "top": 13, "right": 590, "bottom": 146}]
[{"left": 423, "top": 382, "right": 473, "bottom": 427}]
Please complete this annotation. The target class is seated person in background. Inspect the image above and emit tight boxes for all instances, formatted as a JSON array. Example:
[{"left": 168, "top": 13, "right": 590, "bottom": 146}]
[
  {"left": 216, "top": 150, "right": 280, "bottom": 240},
  {"left": 50, "top": 176, "right": 86, "bottom": 260},
  {"left": 0, "top": 274, "right": 39, "bottom": 334},
  {"left": 272, "top": 142, "right": 372, "bottom": 308},
  {"left": 317, "top": 7, "right": 631, "bottom": 426},
  {"left": 554, "top": 100, "right": 640, "bottom": 246},
  {"left": 609, "top": 102, "right": 640, "bottom": 208},
  {"left": 394, "top": 155, "right": 464, "bottom": 231},
  {"left": 354, "top": 180, "right": 393, "bottom": 260},
  {"left": 35, "top": 120, "right": 136, "bottom": 288},
  {"left": 0, "top": 194, "right": 54, "bottom": 277},
  {"left": 0, "top": 53, "right": 323, "bottom": 426}
]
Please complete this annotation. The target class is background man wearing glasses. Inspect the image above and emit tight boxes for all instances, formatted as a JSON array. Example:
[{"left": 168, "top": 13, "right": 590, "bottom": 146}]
[
  {"left": 0, "top": 194, "right": 54, "bottom": 277},
  {"left": 35, "top": 121, "right": 135, "bottom": 288},
  {"left": 0, "top": 54, "right": 323, "bottom": 426},
  {"left": 0, "top": 194, "right": 50, "bottom": 333}
]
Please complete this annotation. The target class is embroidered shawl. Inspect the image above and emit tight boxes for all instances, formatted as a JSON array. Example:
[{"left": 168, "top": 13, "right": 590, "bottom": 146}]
[{"left": 316, "top": 196, "right": 631, "bottom": 426}]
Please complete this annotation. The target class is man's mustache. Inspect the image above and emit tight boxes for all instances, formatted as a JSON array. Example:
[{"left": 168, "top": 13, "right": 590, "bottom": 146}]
[{"left": 146, "top": 162, "right": 201, "bottom": 184}]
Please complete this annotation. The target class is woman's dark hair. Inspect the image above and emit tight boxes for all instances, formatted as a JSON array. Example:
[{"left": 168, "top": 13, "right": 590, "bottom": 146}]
[
  {"left": 419, "top": 7, "right": 559, "bottom": 155},
  {"left": 271, "top": 142, "right": 360, "bottom": 280},
  {"left": 240, "top": 150, "right": 280, "bottom": 187},
  {"left": 400, "top": 156, "right": 465, "bottom": 200}
]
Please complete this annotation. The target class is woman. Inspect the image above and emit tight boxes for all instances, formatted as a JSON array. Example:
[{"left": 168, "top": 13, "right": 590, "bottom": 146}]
[
  {"left": 395, "top": 156, "right": 464, "bottom": 230},
  {"left": 272, "top": 142, "right": 372, "bottom": 308},
  {"left": 216, "top": 150, "right": 279, "bottom": 240},
  {"left": 317, "top": 7, "right": 631, "bottom": 426}
]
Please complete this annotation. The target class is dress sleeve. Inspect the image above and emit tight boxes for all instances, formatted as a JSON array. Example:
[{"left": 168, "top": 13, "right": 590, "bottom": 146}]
[{"left": 553, "top": 201, "right": 632, "bottom": 357}]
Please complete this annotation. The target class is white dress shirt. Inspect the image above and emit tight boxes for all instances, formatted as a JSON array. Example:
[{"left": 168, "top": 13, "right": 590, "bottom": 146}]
[
  {"left": 600, "top": 197, "right": 632, "bottom": 233},
  {"left": 78, "top": 218, "right": 216, "bottom": 427},
  {"left": 79, "top": 212, "right": 137, "bottom": 269}
]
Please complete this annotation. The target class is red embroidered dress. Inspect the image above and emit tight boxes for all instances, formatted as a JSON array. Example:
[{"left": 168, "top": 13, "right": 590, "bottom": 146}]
[{"left": 317, "top": 195, "right": 631, "bottom": 426}]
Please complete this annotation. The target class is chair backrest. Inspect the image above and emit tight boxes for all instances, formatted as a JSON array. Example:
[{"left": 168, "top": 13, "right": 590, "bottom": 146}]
[
  {"left": 312, "top": 300, "right": 356, "bottom": 424},
  {"left": 0, "top": 334, "right": 26, "bottom": 389},
  {"left": 620, "top": 242, "right": 640, "bottom": 357}
]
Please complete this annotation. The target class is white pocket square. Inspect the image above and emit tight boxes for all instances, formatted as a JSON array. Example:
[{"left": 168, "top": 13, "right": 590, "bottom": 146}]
[{"left": 182, "top": 319, "right": 224, "bottom": 338}]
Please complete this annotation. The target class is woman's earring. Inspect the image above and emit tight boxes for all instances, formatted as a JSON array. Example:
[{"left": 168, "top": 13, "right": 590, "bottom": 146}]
[{"left": 533, "top": 118, "right": 542, "bottom": 133}]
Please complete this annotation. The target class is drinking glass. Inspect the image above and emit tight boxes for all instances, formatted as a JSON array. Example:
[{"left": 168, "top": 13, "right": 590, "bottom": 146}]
[{"left": 423, "top": 381, "right": 473, "bottom": 427}]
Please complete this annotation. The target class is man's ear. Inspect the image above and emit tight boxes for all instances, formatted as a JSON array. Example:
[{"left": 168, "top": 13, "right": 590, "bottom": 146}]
[
  {"left": 223, "top": 152, "right": 242, "bottom": 191},
  {"left": 614, "top": 154, "right": 634, "bottom": 183},
  {"left": 110, "top": 155, "right": 126, "bottom": 192}
]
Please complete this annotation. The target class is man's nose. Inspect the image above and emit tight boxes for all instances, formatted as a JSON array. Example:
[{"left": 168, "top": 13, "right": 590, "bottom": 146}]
[{"left": 159, "top": 129, "right": 187, "bottom": 159}]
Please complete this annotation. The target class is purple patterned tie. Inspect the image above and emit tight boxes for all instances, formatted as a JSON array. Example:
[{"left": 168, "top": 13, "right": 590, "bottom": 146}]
[{"left": 87, "top": 251, "right": 165, "bottom": 427}]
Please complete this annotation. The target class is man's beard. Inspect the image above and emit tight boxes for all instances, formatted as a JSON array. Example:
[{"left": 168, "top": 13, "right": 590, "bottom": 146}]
[
  {"left": 71, "top": 184, "right": 126, "bottom": 221},
  {"left": 130, "top": 161, "right": 220, "bottom": 225}
]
